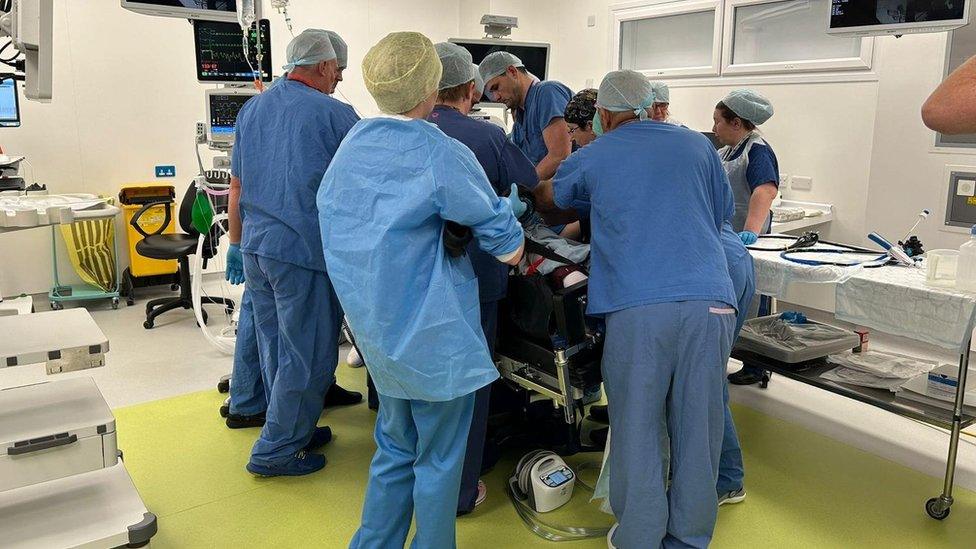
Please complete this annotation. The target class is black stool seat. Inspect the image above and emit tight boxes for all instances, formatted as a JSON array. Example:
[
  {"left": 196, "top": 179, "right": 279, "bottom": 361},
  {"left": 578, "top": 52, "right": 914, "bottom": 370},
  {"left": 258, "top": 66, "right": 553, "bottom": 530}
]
[{"left": 136, "top": 234, "right": 198, "bottom": 260}]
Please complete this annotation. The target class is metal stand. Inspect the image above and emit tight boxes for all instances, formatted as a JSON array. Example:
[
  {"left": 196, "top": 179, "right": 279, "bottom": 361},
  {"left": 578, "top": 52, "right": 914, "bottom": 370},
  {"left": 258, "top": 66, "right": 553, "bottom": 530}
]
[{"left": 926, "top": 337, "right": 972, "bottom": 520}]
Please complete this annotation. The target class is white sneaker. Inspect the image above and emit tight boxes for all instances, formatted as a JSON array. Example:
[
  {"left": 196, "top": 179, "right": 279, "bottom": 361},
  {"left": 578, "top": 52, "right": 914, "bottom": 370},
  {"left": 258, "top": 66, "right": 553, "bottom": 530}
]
[
  {"left": 718, "top": 487, "right": 746, "bottom": 506},
  {"left": 346, "top": 347, "right": 364, "bottom": 368},
  {"left": 607, "top": 523, "right": 618, "bottom": 549},
  {"left": 475, "top": 480, "right": 488, "bottom": 507}
]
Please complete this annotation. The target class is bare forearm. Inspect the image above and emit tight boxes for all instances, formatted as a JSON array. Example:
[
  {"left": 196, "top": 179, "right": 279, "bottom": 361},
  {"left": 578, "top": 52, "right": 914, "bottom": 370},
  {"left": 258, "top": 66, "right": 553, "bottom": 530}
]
[
  {"left": 533, "top": 180, "right": 557, "bottom": 212},
  {"left": 744, "top": 184, "right": 777, "bottom": 234},
  {"left": 229, "top": 177, "right": 242, "bottom": 244},
  {"left": 922, "top": 55, "right": 976, "bottom": 134},
  {"left": 535, "top": 154, "right": 564, "bottom": 181}
]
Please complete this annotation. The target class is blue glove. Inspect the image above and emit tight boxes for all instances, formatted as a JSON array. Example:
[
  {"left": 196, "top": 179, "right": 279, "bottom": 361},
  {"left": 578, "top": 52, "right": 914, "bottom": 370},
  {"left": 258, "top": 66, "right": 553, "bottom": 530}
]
[
  {"left": 738, "top": 231, "right": 758, "bottom": 246},
  {"left": 226, "top": 243, "right": 245, "bottom": 285},
  {"left": 504, "top": 183, "right": 528, "bottom": 219}
]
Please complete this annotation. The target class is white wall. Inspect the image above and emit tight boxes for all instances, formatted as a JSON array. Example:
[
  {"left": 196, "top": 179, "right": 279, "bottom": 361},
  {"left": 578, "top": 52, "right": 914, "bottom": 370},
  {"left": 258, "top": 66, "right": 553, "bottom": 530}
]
[{"left": 0, "top": 0, "right": 558, "bottom": 297}]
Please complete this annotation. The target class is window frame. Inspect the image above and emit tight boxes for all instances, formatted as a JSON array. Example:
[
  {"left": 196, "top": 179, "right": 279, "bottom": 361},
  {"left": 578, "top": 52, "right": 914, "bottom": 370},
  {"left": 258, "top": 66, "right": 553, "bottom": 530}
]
[
  {"left": 720, "top": 0, "right": 874, "bottom": 76},
  {"left": 610, "top": 0, "right": 725, "bottom": 79}
]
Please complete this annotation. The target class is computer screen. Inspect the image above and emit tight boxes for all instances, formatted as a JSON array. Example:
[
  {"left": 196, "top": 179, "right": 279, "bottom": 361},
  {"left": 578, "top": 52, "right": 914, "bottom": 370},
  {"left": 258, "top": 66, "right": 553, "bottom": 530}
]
[
  {"left": 830, "top": 0, "right": 968, "bottom": 29},
  {"left": 0, "top": 79, "right": 21, "bottom": 128},
  {"left": 122, "top": 0, "right": 240, "bottom": 23},
  {"left": 193, "top": 19, "right": 272, "bottom": 83},
  {"left": 208, "top": 91, "right": 254, "bottom": 142},
  {"left": 449, "top": 38, "right": 550, "bottom": 81}
]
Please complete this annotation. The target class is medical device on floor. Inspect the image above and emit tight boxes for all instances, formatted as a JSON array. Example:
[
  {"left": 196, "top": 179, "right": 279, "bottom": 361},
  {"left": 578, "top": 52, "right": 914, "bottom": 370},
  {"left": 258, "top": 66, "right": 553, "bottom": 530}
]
[{"left": 511, "top": 450, "right": 576, "bottom": 513}]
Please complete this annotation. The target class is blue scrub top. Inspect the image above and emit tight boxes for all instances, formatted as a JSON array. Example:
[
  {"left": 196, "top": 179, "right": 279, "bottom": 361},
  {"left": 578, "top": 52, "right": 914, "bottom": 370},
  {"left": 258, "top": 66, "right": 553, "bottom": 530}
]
[
  {"left": 318, "top": 116, "right": 524, "bottom": 402},
  {"left": 232, "top": 79, "right": 360, "bottom": 272},
  {"left": 428, "top": 105, "right": 538, "bottom": 303},
  {"left": 553, "top": 121, "right": 736, "bottom": 316},
  {"left": 512, "top": 80, "right": 573, "bottom": 165}
]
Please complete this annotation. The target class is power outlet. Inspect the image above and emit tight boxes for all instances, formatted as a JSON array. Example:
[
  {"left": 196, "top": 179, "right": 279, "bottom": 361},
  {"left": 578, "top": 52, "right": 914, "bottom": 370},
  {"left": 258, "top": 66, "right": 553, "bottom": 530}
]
[
  {"left": 196, "top": 121, "right": 207, "bottom": 144},
  {"left": 779, "top": 173, "right": 791, "bottom": 189},
  {"left": 587, "top": 15, "right": 596, "bottom": 27},
  {"left": 792, "top": 175, "right": 812, "bottom": 191}
]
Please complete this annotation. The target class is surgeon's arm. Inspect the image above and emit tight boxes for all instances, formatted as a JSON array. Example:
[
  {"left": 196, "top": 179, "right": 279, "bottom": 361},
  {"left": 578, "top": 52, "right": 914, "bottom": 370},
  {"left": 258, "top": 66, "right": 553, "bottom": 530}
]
[
  {"left": 744, "top": 183, "right": 777, "bottom": 235},
  {"left": 228, "top": 176, "right": 242, "bottom": 244},
  {"left": 435, "top": 144, "right": 525, "bottom": 265},
  {"left": 923, "top": 55, "right": 976, "bottom": 134},
  {"left": 536, "top": 118, "right": 572, "bottom": 181}
]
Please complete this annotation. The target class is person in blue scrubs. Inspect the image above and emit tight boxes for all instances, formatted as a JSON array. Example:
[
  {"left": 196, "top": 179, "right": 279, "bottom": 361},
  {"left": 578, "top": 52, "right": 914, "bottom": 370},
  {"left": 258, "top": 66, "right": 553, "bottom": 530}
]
[
  {"left": 224, "top": 30, "right": 361, "bottom": 430},
  {"left": 478, "top": 51, "right": 573, "bottom": 182},
  {"left": 427, "top": 42, "right": 539, "bottom": 516},
  {"left": 713, "top": 89, "right": 780, "bottom": 387},
  {"left": 717, "top": 221, "right": 755, "bottom": 507},
  {"left": 319, "top": 32, "right": 526, "bottom": 549},
  {"left": 225, "top": 29, "right": 359, "bottom": 477},
  {"left": 551, "top": 70, "right": 737, "bottom": 549}
]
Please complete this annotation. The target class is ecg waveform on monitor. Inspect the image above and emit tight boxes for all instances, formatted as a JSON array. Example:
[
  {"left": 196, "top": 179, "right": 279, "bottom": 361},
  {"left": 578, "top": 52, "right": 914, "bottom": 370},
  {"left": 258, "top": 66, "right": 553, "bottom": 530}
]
[{"left": 197, "top": 29, "right": 250, "bottom": 63}]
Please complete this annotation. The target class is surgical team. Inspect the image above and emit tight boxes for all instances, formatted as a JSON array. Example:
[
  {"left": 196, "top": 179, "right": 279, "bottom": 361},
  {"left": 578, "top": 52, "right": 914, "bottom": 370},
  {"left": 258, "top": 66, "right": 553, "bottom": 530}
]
[{"left": 224, "top": 27, "right": 780, "bottom": 549}]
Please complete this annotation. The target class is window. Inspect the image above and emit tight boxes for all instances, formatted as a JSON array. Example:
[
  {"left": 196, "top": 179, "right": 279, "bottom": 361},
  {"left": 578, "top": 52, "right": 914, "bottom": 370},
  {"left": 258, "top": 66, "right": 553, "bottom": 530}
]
[
  {"left": 610, "top": 0, "right": 875, "bottom": 79},
  {"left": 612, "top": 0, "right": 724, "bottom": 78},
  {"left": 723, "top": 0, "right": 872, "bottom": 74},
  {"left": 936, "top": 23, "right": 976, "bottom": 149}
]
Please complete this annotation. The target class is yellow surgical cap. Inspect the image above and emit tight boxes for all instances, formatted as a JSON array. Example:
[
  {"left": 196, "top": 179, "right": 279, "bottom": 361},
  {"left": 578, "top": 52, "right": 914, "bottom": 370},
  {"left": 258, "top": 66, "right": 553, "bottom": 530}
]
[{"left": 362, "top": 32, "right": 442, "bottom": 114}]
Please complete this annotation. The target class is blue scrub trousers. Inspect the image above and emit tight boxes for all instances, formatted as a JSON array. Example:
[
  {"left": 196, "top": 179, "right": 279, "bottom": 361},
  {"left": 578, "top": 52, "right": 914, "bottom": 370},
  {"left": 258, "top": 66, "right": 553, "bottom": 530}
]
[
  {"left": 604, "top": 301, "right": 734, "bottom": 549},
  {"left": 243, "top": 253, "right": 341, "bottom": 466},
  {"left": 228, "top": 290, "right": 267, "bottom": 416},
  {"left": 351, "top": 391, "right": 476, "bottom": 549},
  {"left": 457, "top": 300, "right": 498, "bottom": 514},
  {"left": 718, "top": 262, "right": 755, "bottom": 495}
]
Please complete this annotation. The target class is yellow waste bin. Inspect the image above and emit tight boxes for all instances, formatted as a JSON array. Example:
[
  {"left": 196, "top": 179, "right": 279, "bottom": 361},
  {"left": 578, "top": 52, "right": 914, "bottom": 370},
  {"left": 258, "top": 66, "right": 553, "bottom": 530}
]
[{"left": 119, "top": 184, "right": 178, "bottom": 304}]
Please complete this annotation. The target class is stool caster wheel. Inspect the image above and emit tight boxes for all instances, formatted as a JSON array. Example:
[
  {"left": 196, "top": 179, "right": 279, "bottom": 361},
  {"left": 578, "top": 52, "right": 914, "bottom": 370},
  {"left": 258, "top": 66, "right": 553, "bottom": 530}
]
[
  {"left": 760, "top": 372, "right": 771, "bottom": 389},
  {"left": 926, "top": 497, "right": 951, "bottom": 520},
  {"left": 126, "top": 298, "right": 135, "bottom": 306},
  {"left": 143, "top": 320, "right": 154, "bottom": 330},
  {"left": 217, "top": 379, "right": 230, "bottom": 393}
]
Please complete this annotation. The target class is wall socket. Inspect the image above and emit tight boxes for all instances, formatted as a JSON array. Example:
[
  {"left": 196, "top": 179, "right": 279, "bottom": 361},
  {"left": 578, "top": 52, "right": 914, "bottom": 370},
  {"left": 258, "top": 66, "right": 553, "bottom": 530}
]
[
  {"left": 587, "top": 15, "right": 596, "bottom": 27},
  {"left": 791, "top": 175, "right": 812, "bottom": 191}
]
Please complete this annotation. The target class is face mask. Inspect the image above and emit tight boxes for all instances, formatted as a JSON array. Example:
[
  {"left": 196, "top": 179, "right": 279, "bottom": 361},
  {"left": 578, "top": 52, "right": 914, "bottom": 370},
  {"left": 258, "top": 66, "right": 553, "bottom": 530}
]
[{"left": 592, "top": 111, "right": 604, "bottom": 136}]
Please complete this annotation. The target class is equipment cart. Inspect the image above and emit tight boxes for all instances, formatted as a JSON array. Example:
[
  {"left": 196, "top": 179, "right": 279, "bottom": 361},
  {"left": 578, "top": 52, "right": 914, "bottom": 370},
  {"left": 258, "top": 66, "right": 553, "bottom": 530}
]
[{"left": 745, "top": 241, "right": 976, "bottom": 520}]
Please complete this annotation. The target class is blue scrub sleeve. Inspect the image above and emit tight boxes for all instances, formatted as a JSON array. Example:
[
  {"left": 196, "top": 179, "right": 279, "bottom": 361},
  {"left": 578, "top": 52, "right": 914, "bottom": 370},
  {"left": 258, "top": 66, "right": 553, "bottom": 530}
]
[
  {"left": 497, "top": 132, "right": 540, "bottom": 190},
  {"left": 552, "top": 151, "right": 587, "bottom": 211},
  {"left": 328, "top": 104, "right": 361, "bottom": 144},
  {"left": 535, "top": 84, "right": 572, "bottom": 131},
  {"left": 434, "top": 141, "right": 524, "bottom": 258},
  {"left": 745, "top": 144, "right": 779, "bottom": 192}
]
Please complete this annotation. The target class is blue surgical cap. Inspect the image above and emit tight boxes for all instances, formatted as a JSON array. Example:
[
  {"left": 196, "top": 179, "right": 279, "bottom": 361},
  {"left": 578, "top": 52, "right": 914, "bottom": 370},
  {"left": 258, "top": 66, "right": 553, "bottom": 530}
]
[
  {"left": 479, "top": 51, "right": 524, "bottom": 84},
  {"left": 596, "top": 70, "right": 655, "bottom": 121},
  {"left": 435, "top": 42, "right": 475, "bottom": 90},
  {"left": 284, "top": 29, "right": 337, "bottom": 71},
  {"left": 722, "top": 89, "right": 774, "bottom": 125},
  {"left": 326, "top": 30, "right": 348, "bottom": 69},
  {"left": 650, "top": 81, "right": 669, "bottom": 104}
]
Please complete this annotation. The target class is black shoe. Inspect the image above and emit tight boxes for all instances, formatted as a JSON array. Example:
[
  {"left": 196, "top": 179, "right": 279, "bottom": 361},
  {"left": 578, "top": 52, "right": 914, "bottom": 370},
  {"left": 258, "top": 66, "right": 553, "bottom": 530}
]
[
  {"left": 590, "top": 426, "right": 609, "bottom": 449},
  {"left": 588, "top": 404, "right": 609, "bottom": 424},
  {"left": 728, "top": 367, "right": 767, "bottom": 386},
  {"left": 219, "top": 404, "right": 229, "bottom": 418},
  {"left": 226, "top": 412, "right": 266, "bottom": 429},
  {"left": 324, "top": 383, "right": 363, "bottom": 408},
  {"left": 304, "top": 426, "right": 333, "bottom": 451}
]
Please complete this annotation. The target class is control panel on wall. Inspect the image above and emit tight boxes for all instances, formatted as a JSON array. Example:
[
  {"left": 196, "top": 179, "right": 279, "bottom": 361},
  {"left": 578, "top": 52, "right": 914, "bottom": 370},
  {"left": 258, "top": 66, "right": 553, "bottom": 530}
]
[{"left": 944, "top": 167, "right": 976, "bottom": 232}]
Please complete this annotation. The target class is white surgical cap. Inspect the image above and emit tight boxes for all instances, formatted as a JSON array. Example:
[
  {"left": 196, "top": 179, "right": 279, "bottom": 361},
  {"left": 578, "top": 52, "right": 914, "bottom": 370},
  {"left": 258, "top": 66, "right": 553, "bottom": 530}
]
[
  {"left": 479, "top": 51, "right": 524, "bottom": 84},
  {"left": 472, "top": 63, "right": 485, "bottom": 97},
  {"left": 435, "top": 42, "right": 475, "bottom": 90},
  {"left": 363, "top": 32, "right": 442, "bottom": 114},
  {"left": 650, "top": 81, "right": 669, "bottom": 104},
  {"left": 596, "top": 70, "right": 655, "bottom": 121},
  {"left": 722, "top": 89, "right": 774, "bottom": 125},
  {"left": 284, "top": 29, "right": 337, "bottom": 71},
  {"left": 326, "top": 30, "right": 348, "bottom": 69}
]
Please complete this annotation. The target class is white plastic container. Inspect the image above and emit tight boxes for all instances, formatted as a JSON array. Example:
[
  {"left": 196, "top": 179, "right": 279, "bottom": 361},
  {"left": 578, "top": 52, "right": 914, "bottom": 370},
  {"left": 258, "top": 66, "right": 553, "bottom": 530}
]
[
  {"left": 956, "top": 226, "right": 976, "bottom": 292},
  {"left": 926, "top": 249, "right": 960, "bottom": 288}
]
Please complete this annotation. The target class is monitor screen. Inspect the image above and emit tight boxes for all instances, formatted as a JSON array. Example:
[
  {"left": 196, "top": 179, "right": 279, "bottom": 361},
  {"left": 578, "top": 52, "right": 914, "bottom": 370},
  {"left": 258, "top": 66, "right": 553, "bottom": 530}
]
[
  {"left": 449, "top": 38, "right": 550, "bottom": 94},
  {"left": 194, "top": 19, "right": 272, "bottom": 83},
  {"left": 122, "top": 0, "right": 240, "bottom": 22},
  {"left": 830, "top": 0, "right": 967, "bottom": 28},
  {"left": 208, "top": 92, "right": 254, "bottom": 141},
  {"left": 0, "top": 79, "right": 21, "bottom": 128}
]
